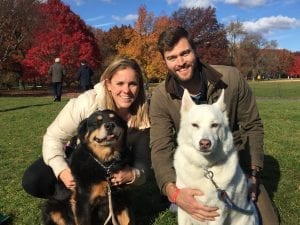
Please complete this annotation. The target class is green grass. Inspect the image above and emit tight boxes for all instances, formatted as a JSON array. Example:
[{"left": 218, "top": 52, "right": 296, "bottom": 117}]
[{"left": 0, "top": 80, "right": 299, "bottom": 225}]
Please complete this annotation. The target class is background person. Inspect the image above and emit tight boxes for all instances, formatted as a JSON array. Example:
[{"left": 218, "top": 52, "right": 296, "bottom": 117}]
[
  {"left": 22, "top": 57, "right": 150, "bottom": 198},
  {"left": 149, "top": 26, "right": 280, "bottom": 225},
  {"left": 76, "top": 60, "right": 94, "bottom": 92},
  {"left": 48, "top": 57, "right": 66, "bottom": 102}
]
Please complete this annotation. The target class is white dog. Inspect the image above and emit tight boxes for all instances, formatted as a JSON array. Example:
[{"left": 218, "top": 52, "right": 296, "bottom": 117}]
[{"left": 174, "top": 89, "right": 258, "bottom": 225}]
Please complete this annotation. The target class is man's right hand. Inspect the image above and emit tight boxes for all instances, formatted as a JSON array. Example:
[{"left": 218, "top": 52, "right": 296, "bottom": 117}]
[
  {"left": 58, "top": 168, "right": 75, "bottom": 190},
  {"left": 166, "top": 183, "right": 219, "bottom": 222}
]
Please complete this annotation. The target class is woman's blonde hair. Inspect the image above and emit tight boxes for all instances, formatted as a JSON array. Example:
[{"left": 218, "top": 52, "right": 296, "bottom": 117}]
[{"left": 100, "top": 57, "right": 150, "bottom": 129}]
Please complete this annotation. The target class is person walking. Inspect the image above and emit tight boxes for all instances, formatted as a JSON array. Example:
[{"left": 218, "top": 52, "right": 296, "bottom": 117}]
[
  {"left": 76, "top": 60, "right": 94, "bottom": 92},
  {"left": 48, "top": 57, "right": 66, "bottom": 102},
  {"left": 150, "top": 26, "right": 280, "bottom": 225}
]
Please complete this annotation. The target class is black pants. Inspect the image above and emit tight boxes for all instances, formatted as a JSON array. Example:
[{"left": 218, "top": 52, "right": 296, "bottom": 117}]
[
  {"left": 22, "top": 146, "right": 75, "bottom": 198},
  {"left": 52, "top": 82, "right": 62, "bottom": 100},
  {"left": 22, "top": 157, "right": 57, "bottom": 198}
]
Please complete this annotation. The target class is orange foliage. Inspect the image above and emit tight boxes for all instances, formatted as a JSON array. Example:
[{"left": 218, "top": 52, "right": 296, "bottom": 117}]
[{"left": 117, "top": 6, "right": 176, "bottom": 81}]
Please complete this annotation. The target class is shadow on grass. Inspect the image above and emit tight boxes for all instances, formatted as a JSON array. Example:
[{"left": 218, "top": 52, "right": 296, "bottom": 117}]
[
  {"left": 262, "top": 154, "right": 281, "bottom": 200},
  {"left": 0, "top": 103, "right": 53, "bottom": 112}
]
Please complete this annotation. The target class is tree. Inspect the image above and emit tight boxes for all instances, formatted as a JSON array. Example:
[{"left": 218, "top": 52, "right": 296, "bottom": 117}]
[
  {"left": 117, "top": 6, "right": 175, "bottom": 82},
  {"left": 172, "top": 7, "right": 229, "bottom": 64},
  {"left": 256, "top": 49, "right": 279, "bottom": 79},
  {"left": 0, "top": 0, "right": 41, "bottom": 87},
  {"left": 276, "top": 49, "right": 294, "bottom": 78},
  {"left": 226, "top": 20, "right": 246, "bottom": 66},
  {"left": 22, "top": 0, "right": 101, "bottom": 85},
  {"left": 288, "top": 53, "right": 300, "bottom": 77},
  {"left": 93, "top": 25, "right": 134, "bottom": 71},
  {"left": 235, "top": 33, "right": 265, "bottom": 79}
]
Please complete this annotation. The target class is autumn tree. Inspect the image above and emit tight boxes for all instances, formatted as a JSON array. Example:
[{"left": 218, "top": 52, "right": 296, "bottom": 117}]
[
  {"left": 235, "top": 33, "right": 265, "bottom": 79},
  {"left": 275, "top": 49, "right": 294, "bottom": 78},
  {"left": 256, "top": 49, "right": 279, "bottom": 78},
  {"left": 93, "top": 25, "right": 134, "bottom": 71},
  {"left": 117, "top": 6, "right": 175, "bottom": 81},
  {"left": 172, "top": 7, "right": 229, "bottom": 64},
  {"left": 226, "top": 20, "right": 246, "bottom": 66},
  {"left": 0, "top": 0, "right": 42, "bottom": 88},
  {"left": 234, "top": 33, "right": 282, "bottom": 79},
  {"left": 22, "top": 0, "right": 101, "bottom": 85}
]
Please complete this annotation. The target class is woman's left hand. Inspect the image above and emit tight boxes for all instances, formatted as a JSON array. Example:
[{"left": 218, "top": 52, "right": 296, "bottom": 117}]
[{"left": 110, "top": 166, "right": 135, "bottom": 186}]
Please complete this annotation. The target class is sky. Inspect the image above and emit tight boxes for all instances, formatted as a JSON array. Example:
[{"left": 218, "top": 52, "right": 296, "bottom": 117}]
[{"left": 61, "top": 0, "right": 300, "bottom": 52}]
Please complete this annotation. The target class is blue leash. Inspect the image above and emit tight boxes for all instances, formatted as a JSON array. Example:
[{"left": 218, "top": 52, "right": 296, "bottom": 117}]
[{"left": 204, "top": 168, "right": 259, "bottom": 222}]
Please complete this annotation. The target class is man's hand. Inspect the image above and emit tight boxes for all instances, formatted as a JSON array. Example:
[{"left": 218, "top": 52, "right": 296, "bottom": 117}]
[
  {"left": 58, "top": 168, "right": 75, "bottom": 190},
  {"left": 166, "top": 183, "right": 219, "bottom": 222}
]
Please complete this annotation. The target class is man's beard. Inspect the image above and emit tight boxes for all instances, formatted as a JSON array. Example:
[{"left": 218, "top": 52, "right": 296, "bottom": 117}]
[{"left": 168, "top": 63, "right": 197, "bottom": 84}]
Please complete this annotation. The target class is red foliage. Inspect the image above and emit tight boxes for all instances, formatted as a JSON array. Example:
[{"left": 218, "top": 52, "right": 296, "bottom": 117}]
[
  {"left": 22, "top": 0, "right": 101, "bottom": 84},
  {"left": 289, "top": 55, "right": 300, "bottom": 77},
  {"left": 172, "top": 7, "right": 229, "bottom": 64}
]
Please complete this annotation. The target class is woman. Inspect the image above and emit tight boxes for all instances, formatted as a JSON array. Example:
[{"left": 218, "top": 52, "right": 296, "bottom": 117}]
[{"left": 22, "top": 57, "right": 150, "bottom": 198}]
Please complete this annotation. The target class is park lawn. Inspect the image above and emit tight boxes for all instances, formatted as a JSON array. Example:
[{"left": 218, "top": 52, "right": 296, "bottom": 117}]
[{"left": 0, "top": 80, "right": 299, "bottom": 225}]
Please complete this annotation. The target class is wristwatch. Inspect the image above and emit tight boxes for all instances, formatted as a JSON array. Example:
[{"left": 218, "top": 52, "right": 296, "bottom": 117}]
[{"left": 251, "top": 166, "right": 262, "bottom": 178}]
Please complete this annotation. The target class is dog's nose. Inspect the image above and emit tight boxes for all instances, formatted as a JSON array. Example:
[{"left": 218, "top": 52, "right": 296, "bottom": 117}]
[
  {"left": 104, "top": 122, "right": 115, "bottom": 131},
  {"left": 199, "top": 139, "right": 211, "bottom": 149}
]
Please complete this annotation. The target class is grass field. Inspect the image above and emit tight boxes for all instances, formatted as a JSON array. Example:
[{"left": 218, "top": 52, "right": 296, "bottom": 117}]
[{"left": 0, "top": 80, "right": 299, "bottom": 225}]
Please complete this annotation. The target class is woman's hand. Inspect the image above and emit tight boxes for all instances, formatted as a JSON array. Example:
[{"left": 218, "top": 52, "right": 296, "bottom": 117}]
[
  {"left": 110, "top": 166, "right": 135, "bottom": 186},
  {"left": 58, "top": 168, "right": 76, "bottom": 190}
]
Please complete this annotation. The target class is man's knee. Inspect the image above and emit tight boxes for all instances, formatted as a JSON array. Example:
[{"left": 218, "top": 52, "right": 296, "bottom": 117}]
[{"left": 256, "top": 184, "right": 280, "bottom": 225}]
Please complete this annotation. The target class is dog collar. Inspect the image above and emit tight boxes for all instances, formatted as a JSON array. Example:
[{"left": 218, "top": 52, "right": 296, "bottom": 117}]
[{"left": 89, "top": 152, "right": 117, "bottom": 177}]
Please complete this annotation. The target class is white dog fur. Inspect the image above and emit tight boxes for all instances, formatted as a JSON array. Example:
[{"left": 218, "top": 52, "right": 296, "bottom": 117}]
[{"left": 174, "top": 89, "right": 257, "bottom": 225}]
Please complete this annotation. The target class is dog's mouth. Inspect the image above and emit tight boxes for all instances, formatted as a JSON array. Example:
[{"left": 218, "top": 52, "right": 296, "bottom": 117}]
[
  {"left": 94, "top": 133, "right": 119, "bottom": 145},
  {"left": 199, "top": 148, "right": 212, "bottom": 154}
]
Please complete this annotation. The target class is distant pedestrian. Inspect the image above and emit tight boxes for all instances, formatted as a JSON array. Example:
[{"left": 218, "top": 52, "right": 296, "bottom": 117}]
[
  {"left": 48, "top": 58, "right": 66, "bottom": 102},
  {"left": 76, "top": 60, "right": 94, "bottom": 92}
]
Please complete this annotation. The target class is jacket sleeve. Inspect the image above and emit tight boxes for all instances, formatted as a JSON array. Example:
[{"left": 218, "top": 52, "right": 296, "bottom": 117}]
[
  {"left": 235, "top": 72, "right": 264, "bottom": 170},
  {"left": 42, "top": 92, "right": 95, "bottom": 177},
  {"left": 149, "top": 87, "right": 177, "bottom": 195},
  {"left": 42, "top": 81, "right": 107, "bottom": 177}
]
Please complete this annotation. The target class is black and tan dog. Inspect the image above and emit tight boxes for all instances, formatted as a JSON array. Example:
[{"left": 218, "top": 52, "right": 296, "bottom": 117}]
[{"left": 42, "top": 109, "right": 133, "bottom": 225}]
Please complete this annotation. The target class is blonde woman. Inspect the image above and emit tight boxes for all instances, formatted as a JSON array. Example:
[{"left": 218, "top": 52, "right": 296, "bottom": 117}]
[{"left": 22, "top": 57, "right": 150, "bottom": 198}]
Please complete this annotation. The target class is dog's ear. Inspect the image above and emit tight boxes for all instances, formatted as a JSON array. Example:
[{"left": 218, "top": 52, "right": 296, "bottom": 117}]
[
  {"left": 214, "top": 89, "right": 226, "bottom": 113},
  {"left": 181, "top": 89, "right": 195, "bottom": 113},
  {"left": 77, "top": 118, "right": 88, "bottom": 142}
]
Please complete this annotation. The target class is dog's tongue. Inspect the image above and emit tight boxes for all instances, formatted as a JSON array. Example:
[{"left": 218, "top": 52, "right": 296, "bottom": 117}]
[{"left": 106, "top": 134, "right": 115, "bottom": 141}]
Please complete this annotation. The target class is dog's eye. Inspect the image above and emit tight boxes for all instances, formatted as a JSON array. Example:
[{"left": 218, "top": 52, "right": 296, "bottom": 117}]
[
  {"left": 211, "top": 123, "right": 219, "bottom": 128},
  {"left": 192, "top": 123, "right": 199, "bottom": 128}
]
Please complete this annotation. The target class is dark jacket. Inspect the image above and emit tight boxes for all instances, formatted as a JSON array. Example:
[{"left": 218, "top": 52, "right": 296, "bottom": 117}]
[
  {"left": 149, "top": 61, "right": 264, "bottom": 194},
  {"left": 48, "top": 62, "right": 66, "bottom": 83},
  {"left": 76, "top": 65, "right": 93, "bottom": 87}
]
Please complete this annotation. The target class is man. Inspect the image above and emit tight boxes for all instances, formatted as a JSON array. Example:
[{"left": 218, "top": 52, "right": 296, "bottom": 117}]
[
  {"left": 150, "top": 26, "right": 279, "bottom": 224},
  {"left": 76, "top": 60, "right": 94, "bottom": 92},
  {"left": 48, "top": 57, "right": 66, "bottom": 101}
]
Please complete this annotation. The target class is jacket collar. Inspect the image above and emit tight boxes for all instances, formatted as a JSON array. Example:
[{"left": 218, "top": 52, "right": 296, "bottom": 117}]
[{"left": 165, "top": 59, "right": 224, "bottom": 99}]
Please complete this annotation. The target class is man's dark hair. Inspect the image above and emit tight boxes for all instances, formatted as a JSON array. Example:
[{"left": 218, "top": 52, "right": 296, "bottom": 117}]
[{"left": 157, "top": 26, "right": 195, "bottom": 58}]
